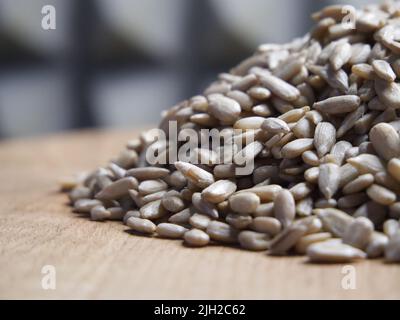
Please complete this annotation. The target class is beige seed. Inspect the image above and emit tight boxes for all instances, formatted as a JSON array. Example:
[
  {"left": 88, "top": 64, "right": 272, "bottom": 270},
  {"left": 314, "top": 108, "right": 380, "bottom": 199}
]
[
  {"left": 123, "top": 210, "right": 141, "bottom": 224},
  {"left": 226, "top": 90, "right": 253, "bottom": 111},
  {"left": 375, "top": 79, "right": 400, "bottom": 109},
  {"left": 140, "top": 200, "right": 167, "bottom": 220},
  {"left": 250, "top": 217, "right": 282, "bottom": 236},
  {"left": 269, "top": 224, "right": 307, "bottom": 255},
  {"left": 90, "top": 205, "right": 111, "bottom": 221},
  {"left": 314, "top": 208, "right": 354, "bottom": 238},
  {"left": 295, "top": 232, "right": 332, "bottom": 254},
  {"left": 175, "top": 161, "right": 215, "bottom": 189},
  {"left": 330, "top": 141, "right": 352, "bottom": 166},
  {"left": 366, "top": 232, "right": 389, "bottom": 259},
  {"left": 254, "top": 202, "right": 275, "bottom": 217},
  {"left": 126, "top": 217, "right": 156, "bottom": 235},
  {"left": 238, "top": 231, "right": 270, "bottom": 251},
  {"left": 281, "top": 138, "right": 314, "bottom": 159},
  {"left": 304, "top": 166, "right": 319, "bottom": 184},
  {"left": 202, "top": 180, "right": 237, "bottom": 204},
  {"left": 343, "top": 217, "right": 374, "bottom": 250},
  {"left": 302, "top": 151, "right": 320, "bottom": 166},
  {"left": 156, "top": 223, "right": 188, "bottom": 239},
  {"left": 372, "top": 60, "right": 396, "bottom": 82},
  {"left": 237, "top": 185, "right": 282, "bottom": 202},
  {"left": 369, "top": 123, "right": 400, "bottom": 161},
  {"left": 184, "top": 229, "right": 210, "bottom": 247},
  {"left": 389, "top": 202, "right": 400, "bottom": 219},
  {"left": 208, "top": 94, "right": 241, "bottom": 124},
  {"left": 226, "top": 214, "right": 252, "bottom": 230},
  {"left": 229, "top": 192, "right": 260, "bottom": 215},
  {"left": 347, "top": 154, "right": 385, "bottom": 175},
  {"left": 385, "top": 234, "right": 400, "bottom": 262},
  {"left": 248, "top": 87, "right": 271, "bottom": 101},
  {"left": 168, "top": 208, "right": 192, "bottom": 225},
  {"left": 366, "top": 184, "right": 396, "bottom": 205},
  {"left": 126, "top": 167, "right": 170, "bottom": 180},
  {"left": 95, "top": 177, "right": 138, "bottom": 201},
  {"left": 343, "top": 173, "right": 374, "bottom": 194},
  {"left": 337, "top": 193, "right": 368, "bottom": 209},
  {"left": 68, "top": 186, "right": 92, "bottom": 204},
  {"left": 330, "top": 42, "right": 351, "bottom": 70},
  {"left": 307, "top": 240, "right": 366, "bottom": 263},
  {"left": 233, "top": 117, "right": 265, "bottom": 130},
  {"left": 74, "top": 199, "right": 102, "bottom": 213},
  {"left": 114, "top": 149, "right": 138, "bottom": 169},
  {"left": 387, "top": 158, "right": 400, "bottom": 182},
  {"left": 313, "top": 95, "right": 360, "bottom": 114},
  {"left": 383, "top": 219, "right": 400, "bottom": 239},
  {"left": 289, "top": 182, "right": 312, "bottom": 200},
  {"left": 161, "top": 196, "right": 185, "bottom": 213},
  {"left": 274, "top": 189, "right": 295, "bottom": 228},
  {"left": 192, "top": 193, "right": 219, "bottom": 219},
  {"left": 256, "top": 72, "right": 300, "bottom": 102},
  {"left": 261, "top": 118, "right": 290, "bottom": 134},
  {"left": 138, "top": 179, "right": 168, "bottom": 196},
  {"left": 189, "top": 213, "right": 211, "bottom": 230},
  {"left": 318, "top": 163, "right": 340, "bottom": 199},
  {"left": 206, "top": 221, "right": 238, "bottom": 244},
  {"left": 314, "top": 122, "right": 336, "bottom": 157},
  {"left": 296, "top": 197, "right": 313, "bottom": 217}
]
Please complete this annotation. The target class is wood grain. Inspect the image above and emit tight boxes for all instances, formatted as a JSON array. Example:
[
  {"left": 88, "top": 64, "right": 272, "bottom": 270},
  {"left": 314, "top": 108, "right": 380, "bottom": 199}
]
[{"left": 0, "top": 129, "right": 399, "bottom": 299}]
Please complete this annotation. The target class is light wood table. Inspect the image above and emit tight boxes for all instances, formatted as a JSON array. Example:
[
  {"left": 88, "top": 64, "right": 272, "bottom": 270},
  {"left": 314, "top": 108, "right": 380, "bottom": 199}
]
[{"left": 0, "top": 129, "right": 399, "bottom": 299}]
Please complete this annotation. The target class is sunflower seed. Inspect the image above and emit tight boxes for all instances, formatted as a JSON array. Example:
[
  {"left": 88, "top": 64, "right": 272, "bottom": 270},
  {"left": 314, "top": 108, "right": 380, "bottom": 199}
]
[
  {"left": 175, "top": 161, "right": 215, "bottom": 189},
  {"left": 156, "top": 223, "right": 188, "bottom": 239},
  {"left": 126, "top": 217, "right": 156, "bottom": 235},
  {"left": 343, "top": 173, "right": 374, "bottom": 194},
  {"left": 313, "top": 95, "right": 360, "bottom": 114},
  {"left": 369, "top": 123, "right": 400, "bottom": 161},
  {"left": 307, "top": 240, "right": 366, "bottom": 263},
  {"left": 274, "top": 189, "right": 296, "bottom": 228},
  {"left": 184, "top": 229, "right": 210, "bottom": 247},
  {"left": 238, "top": 231, "right": 270, "bottom": 251},
  {"left": 229, "top": 192, "right": 260, "bottom": 215},
  {"left": 366, "top": 184, "right": 396, "bottom": 205},
  {"left": 206, "top": 221, "right": 238, "bottom": 244}
]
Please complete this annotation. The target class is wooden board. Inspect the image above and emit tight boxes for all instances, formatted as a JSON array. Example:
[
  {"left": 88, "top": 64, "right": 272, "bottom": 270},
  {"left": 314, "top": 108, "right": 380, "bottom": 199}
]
[{"left": 0, "top": 129, "right": 399, "bottom": 300}]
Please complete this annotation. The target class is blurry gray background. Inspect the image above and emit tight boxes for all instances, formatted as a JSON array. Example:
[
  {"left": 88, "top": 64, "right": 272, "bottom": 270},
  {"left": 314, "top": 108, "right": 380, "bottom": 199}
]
[{"left": 0, "top": 0, "right": 374, "bottom": 139}]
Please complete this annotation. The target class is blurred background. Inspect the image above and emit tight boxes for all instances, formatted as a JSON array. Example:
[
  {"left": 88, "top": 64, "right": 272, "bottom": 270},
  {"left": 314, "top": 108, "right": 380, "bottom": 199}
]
[{"left": 0, "top": 0, "right": 375, "bottom": 139}]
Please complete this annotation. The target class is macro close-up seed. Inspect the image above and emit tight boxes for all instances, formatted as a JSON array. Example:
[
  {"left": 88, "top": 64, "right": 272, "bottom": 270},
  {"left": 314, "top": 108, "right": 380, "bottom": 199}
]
[{"left": 63, "top": 1, "right": 400, "bottom": 266}]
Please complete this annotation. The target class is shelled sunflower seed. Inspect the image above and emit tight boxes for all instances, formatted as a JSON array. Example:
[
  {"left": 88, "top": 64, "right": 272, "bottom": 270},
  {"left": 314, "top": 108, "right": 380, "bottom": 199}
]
[{"left": 63, "top": 1, "right": 400, "bottom": 264}]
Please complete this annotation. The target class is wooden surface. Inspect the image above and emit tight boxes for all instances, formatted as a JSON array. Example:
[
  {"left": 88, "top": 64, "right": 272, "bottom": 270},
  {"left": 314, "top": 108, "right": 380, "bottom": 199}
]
[{"left": 0, "top": 128, "right": 400, "bottom": 300}]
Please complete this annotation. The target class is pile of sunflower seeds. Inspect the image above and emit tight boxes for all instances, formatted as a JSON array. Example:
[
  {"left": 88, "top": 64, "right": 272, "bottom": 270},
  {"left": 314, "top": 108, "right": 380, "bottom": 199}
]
[{"left": 63, "top": 2, "right": 400, "bottom": 263}]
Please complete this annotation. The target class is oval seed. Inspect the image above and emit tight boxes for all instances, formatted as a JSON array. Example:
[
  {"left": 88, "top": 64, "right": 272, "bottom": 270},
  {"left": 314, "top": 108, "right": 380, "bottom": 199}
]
[
  {"left": 126, "top": 217, "right": 156, "bottom": 235},
  {"left": 156, "top": 223, "right": 188, "bottom": 239},
  {"left": 184, "top": 229, "right": 210, "bottom": 247},
  {"left": 238, "top": 231, "right": 270, "bottom": 251},
  {"left": 343, "top": 217, "right": 374, "bottom": 249},
  {"left": 229, "top": 192, "right": 260, "bottom": 215},
  {"left": 343, "top": 173, "right": 374, "bottom": 194},
  {"left": 206, "top": 221, "right": 238, "bottom": 244},
  {"left": 307, "top": 240, "right": 366, "bottom": 263},
  {"left": 274, "top": 189, "right": 295, "bottom": 228},
  {"left": 202, "top": 180, "right": 237, "bottom": 204},
  {"left": 369, "top": 123, "right": 400, "bottom": 161},
  {"left": 250, "top": 217, "right": 282, "bottom": 236},
  {"left": 366, "top": 184, "right": 396, "bottom": 205}
]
